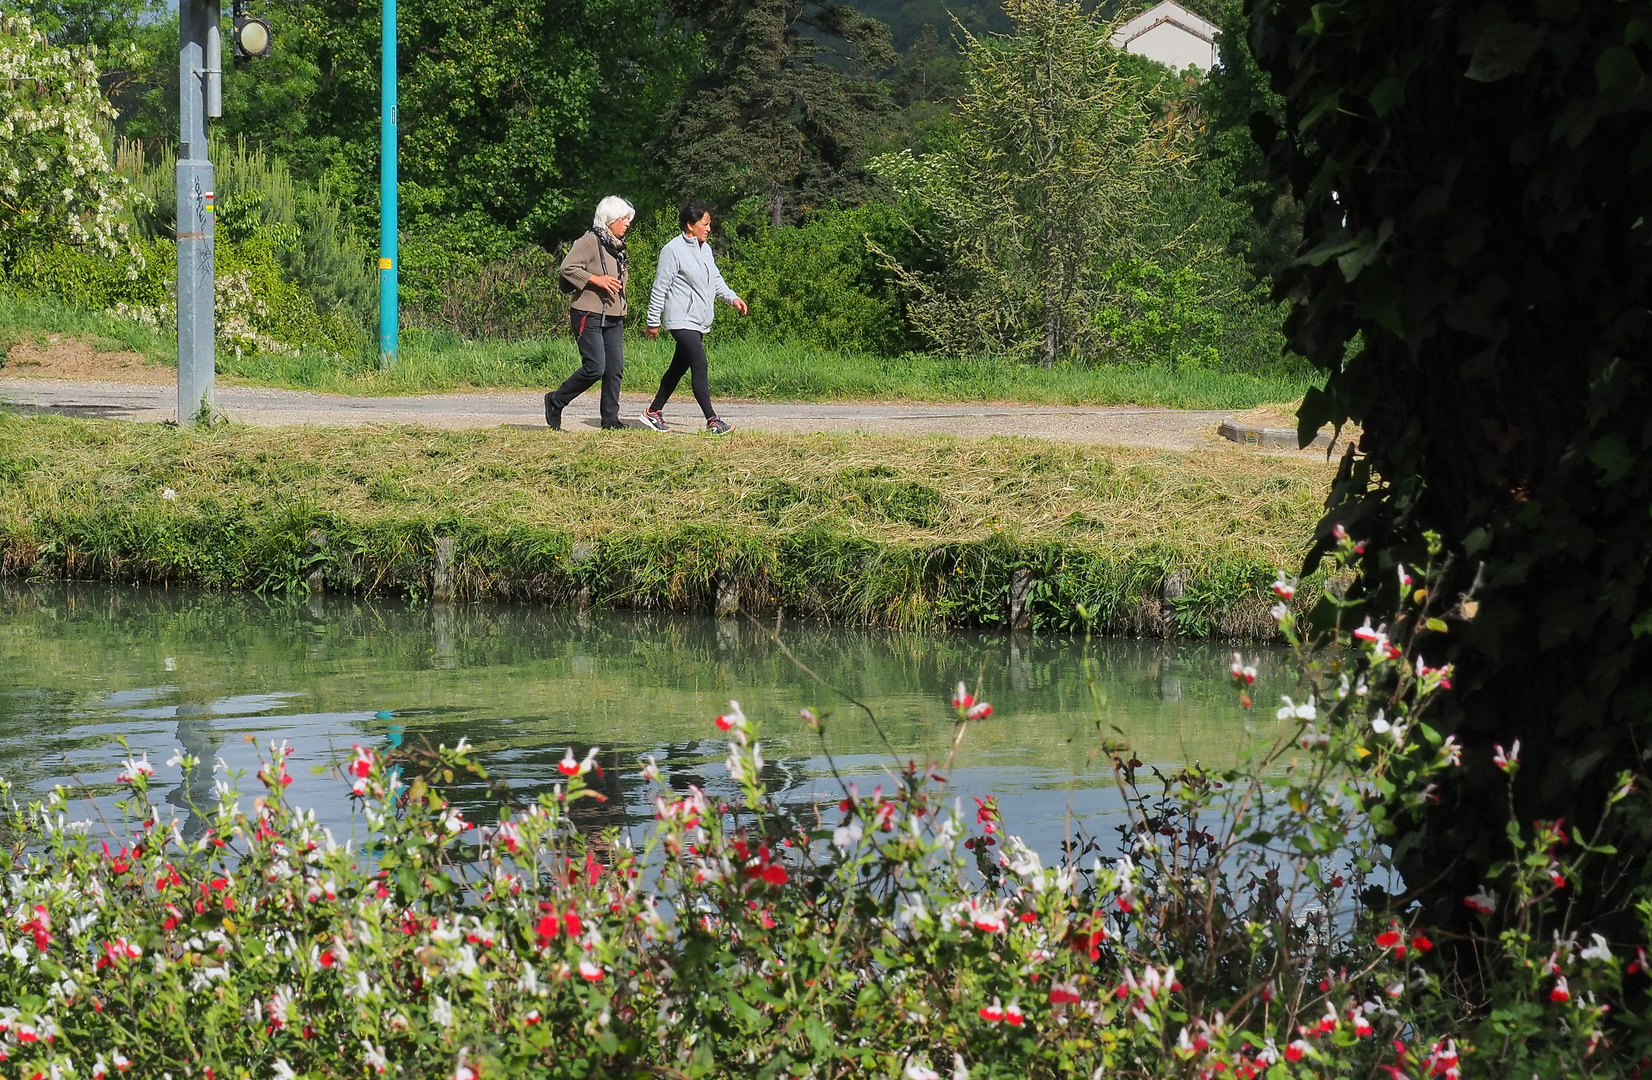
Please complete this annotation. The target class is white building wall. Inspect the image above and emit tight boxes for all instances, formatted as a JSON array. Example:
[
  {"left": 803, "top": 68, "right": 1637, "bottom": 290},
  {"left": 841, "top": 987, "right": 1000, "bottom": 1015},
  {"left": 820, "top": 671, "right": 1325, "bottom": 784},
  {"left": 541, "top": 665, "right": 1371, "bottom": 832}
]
[{"left": 1109, "top": 1, "right": 1220, "bottom": 74}]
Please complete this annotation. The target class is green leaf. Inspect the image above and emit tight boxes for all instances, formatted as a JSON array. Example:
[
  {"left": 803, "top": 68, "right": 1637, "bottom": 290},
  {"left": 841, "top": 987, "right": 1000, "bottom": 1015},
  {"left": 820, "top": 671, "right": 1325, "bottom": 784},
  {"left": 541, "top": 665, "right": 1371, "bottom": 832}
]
[
  {"left": 1465, "top": 20, "right": 1544, "bottom": 83},
  {"left": 1589, "top": 433, "right": 1633, "bottom": 484}
]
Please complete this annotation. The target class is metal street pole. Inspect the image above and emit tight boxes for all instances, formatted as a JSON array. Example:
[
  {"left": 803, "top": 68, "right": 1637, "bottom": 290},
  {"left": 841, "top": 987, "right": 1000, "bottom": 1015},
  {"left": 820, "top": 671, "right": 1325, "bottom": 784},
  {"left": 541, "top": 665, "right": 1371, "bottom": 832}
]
[
  {"left": 177, "top": 0, "right": 220, "bottom": 425},
  {"left": 378, "top": 0, "right": 397, "bottom": 367}
]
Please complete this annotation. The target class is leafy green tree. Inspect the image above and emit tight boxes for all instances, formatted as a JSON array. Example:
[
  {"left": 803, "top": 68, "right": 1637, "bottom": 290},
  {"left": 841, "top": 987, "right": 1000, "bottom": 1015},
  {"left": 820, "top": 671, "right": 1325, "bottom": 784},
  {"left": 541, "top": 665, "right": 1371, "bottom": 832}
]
[
  {"left": 873, "top": 0, "right": 1177, "bottom": 366},
  {"left": 100, "top": 0, "right": 697, "bottom": 241},
  {"left": 663, "top": 0, "right": 897, "bottom": 228},
  {"left": 1249, "top": 0, "right": 1652, "bottom": 940},
  {"left": 0, "top": 13, "right": 138, "bottom": 269}
]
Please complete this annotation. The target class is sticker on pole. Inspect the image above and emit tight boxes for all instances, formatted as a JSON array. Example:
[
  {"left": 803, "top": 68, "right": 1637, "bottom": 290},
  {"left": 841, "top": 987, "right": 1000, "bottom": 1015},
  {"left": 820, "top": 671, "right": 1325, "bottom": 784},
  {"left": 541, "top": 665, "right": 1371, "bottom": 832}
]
[
  {"left": 203, "top": 191, "right": 215, "bottom": 214},
  {"left": 379, "top": 257, "right": 393, "bottom": 270}
]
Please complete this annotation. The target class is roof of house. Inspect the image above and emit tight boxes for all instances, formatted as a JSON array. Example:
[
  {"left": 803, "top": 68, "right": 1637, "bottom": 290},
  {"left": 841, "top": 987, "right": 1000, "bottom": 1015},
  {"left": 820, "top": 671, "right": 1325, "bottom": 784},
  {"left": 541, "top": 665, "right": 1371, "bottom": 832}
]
[{"left": 1109, "top": 1, "right": 1220, "bottom": 57}]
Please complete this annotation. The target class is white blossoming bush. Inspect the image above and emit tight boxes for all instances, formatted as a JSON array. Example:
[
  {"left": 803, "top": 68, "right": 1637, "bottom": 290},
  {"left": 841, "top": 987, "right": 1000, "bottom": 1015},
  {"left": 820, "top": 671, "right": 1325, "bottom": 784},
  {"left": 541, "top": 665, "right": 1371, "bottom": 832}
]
[
  {"left": 0, "top": 535, "right": 1645, "bottom": 1079},
  {"left": 0, "top": 14, "right": 137, "bottom": 265}
]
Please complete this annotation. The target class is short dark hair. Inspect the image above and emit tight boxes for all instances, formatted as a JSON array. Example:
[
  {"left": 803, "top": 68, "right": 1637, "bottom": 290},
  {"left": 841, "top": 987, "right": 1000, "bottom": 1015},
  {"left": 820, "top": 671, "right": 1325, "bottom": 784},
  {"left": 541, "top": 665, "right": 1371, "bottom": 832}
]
[{"left": 679, "top": 199, "right": 713, "bottom": 231}]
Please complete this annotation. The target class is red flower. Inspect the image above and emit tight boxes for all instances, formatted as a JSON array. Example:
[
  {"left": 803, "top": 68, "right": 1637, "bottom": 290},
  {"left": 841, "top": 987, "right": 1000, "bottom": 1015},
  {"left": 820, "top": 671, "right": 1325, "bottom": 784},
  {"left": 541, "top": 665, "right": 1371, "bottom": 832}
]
[
  {"left": 579, "top": 958, "right": 604, "bottom": 982},
  {"left": 1550, "top": 976, "right": 1571, "bottom": 1003},
  {"left": 979, "top": 997, "right": 1005, "bottom": 1023},
  {"left": 952, "top": 682, "right": 975, "bottom": 710},
  {"left": 1375, "top": 925, "right": 1405, "bottom": 956},
  {"left": 1048, "top": 981, "right": 1082, "bottom": 1005},
  {"left": 557, "top": 748, "right": 581, "bottom": 776},
  {"left": 1004, "top": 1000, "right": 1024, "bottom": 1026},
  {"left": 1284, "top": 1039, "right": 1311, "bottom": 1063}
]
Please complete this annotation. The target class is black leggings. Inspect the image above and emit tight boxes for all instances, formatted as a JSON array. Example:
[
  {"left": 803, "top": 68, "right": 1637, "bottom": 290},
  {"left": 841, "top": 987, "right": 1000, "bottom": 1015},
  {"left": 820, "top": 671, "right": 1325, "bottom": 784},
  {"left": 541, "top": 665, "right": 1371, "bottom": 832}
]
[{"left": 650, "top": 329, "right": 716, "bottom": 419}]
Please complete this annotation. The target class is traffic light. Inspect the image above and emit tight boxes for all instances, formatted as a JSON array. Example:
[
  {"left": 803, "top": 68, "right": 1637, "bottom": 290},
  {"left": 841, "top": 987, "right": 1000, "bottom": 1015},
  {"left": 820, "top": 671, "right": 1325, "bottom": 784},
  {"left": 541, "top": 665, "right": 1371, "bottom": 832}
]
[{"left": 232, "top": 0, "right": 271, "bottom": 64}]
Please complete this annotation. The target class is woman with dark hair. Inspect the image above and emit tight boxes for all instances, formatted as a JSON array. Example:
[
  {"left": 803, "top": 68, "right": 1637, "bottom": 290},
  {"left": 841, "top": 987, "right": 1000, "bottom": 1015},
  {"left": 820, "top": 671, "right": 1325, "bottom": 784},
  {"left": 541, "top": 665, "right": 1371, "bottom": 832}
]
[
  {"left": 545, "top": 195, "right": 634, "bottom": 431},
  {"left": 639, "top": 199, "right": 747, "bottom": 435}
]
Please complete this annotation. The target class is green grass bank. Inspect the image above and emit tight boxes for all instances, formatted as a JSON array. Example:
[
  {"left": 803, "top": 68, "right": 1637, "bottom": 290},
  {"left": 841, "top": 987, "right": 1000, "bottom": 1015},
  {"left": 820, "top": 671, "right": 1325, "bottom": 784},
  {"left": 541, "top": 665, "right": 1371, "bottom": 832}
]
[
  {"left": 0, "top": 414, "right": 1334, "bottom": 635},
  {"left": 1, "top": 291, "right": 1318, "bottom": 410}
]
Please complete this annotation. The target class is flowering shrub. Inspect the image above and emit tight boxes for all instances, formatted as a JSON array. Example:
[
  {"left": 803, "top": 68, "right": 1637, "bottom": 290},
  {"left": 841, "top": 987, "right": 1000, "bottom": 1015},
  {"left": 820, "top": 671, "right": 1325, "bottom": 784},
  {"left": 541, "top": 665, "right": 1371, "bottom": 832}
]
[
  {"left": 0, "top": 534, "right": 1646, "bottom": 1078},
  {"left": 0, "top": 14, "right": 138, "bottom": 268}
]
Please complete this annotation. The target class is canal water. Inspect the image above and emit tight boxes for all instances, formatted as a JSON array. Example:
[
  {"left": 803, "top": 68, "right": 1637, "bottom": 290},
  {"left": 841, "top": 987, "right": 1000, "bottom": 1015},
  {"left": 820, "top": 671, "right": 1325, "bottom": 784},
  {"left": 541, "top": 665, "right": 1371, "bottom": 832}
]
[{"left": 0, "top": 583, "right": 1294, "bottom": 859}]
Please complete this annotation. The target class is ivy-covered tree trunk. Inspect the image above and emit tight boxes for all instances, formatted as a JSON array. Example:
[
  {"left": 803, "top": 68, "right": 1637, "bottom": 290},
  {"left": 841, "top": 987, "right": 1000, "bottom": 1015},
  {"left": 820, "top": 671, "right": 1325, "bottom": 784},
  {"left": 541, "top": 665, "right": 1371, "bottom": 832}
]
[{"left": 1249, "top": 0, "right": 1652, "bottom": 941}]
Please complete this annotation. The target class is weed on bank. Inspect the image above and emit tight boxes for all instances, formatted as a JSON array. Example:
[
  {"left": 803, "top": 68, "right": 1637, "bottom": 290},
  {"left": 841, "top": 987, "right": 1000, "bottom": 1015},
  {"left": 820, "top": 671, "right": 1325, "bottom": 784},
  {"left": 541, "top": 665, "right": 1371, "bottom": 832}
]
[{"left": 0, "top": 415, "right": 1332, "bottom": 635}]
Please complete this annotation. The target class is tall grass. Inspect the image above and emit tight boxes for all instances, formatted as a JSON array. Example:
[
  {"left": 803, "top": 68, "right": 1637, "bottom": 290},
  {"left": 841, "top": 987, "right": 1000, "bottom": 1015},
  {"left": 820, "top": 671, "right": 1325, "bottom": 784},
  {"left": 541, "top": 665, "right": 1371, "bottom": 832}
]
[
  {"left": 0, "top": 415, "right": 1334, "bottom": 635},
  {"left": 4, "top": 289, "right": 1315, "bottom": 408},
  {"left": 0, "top": 292, "right": 175, "bottom": 361}
]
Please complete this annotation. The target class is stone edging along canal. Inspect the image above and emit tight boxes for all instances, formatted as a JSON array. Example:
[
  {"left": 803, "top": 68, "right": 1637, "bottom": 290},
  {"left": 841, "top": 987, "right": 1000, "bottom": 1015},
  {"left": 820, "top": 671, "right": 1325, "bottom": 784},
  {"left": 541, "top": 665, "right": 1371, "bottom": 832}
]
[{"left": 0, "top": 415, "right": 1336, "bottom": 638}]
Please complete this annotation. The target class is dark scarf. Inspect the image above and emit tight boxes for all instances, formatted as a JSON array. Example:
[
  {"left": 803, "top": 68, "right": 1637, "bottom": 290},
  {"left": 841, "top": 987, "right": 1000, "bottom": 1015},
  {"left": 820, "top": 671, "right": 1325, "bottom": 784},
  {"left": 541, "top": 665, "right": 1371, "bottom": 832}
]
[{"left": 593, "top": 224, "right": 628, "bottom": 285}]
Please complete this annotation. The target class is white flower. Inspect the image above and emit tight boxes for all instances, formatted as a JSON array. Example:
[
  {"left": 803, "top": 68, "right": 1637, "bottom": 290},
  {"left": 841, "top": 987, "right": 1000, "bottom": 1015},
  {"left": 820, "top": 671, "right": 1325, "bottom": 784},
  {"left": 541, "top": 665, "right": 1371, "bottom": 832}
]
[
  {"left": 272, "top": 1060, "right": 297, "bottom": 1080},
  {"left": 161, "top": 487, "right": 178, "bottom": 501},
  {"left": 1580, "top": 933, "right": 1613, "bottom": 964},
  {"left": 431, "top": 993, "right": 454, "bottom": 1026},
  {"left": 832, "top": 818, "right": 863, "bottom": 851},
  {"left": 1276, "top": 695, "right": 1316, "bottom": 722},
  {"left": 1370, "top": 710, "right": 1390, "bottom": 734}
]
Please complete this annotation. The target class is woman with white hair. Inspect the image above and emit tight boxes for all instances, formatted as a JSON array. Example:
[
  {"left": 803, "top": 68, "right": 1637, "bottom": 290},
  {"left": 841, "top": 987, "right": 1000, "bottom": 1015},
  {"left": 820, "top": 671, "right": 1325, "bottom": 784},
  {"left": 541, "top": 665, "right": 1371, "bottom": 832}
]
[{"left": 545, "top": 196, "right": 634, "bottom": 431}]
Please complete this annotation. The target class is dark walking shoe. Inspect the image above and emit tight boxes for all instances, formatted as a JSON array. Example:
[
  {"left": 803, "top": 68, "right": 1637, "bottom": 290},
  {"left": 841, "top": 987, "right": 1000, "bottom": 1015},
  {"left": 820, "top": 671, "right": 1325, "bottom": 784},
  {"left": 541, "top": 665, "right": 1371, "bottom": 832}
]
[
  {"left": 601, "top": 421, "right": 627, "bottom": 430},
  {"left": 639, "top": 408, "right": 669, "bottom": 432},
  {"left": 706, "top": 417, "right": 732, "bottom": 435},
  {"left": 544, "top": 393, "right": 562, "bottom": 431}
]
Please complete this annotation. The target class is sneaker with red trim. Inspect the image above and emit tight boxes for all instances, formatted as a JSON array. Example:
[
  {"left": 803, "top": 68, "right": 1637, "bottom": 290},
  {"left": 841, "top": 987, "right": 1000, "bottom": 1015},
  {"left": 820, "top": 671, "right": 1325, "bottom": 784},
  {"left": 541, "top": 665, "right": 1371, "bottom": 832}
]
[
  {"left": 706, "top": 417, "right": 732, "bottom": 435},
  {"left": 639, "top": 408, "right": 669, "bottom": 432}
]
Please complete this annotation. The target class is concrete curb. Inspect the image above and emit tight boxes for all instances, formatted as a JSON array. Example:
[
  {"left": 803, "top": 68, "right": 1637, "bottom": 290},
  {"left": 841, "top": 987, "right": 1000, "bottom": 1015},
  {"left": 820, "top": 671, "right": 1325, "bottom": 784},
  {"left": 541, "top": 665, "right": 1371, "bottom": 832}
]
[{"left": 1217, "top": 416, "right": 1333, "bottom": 450}]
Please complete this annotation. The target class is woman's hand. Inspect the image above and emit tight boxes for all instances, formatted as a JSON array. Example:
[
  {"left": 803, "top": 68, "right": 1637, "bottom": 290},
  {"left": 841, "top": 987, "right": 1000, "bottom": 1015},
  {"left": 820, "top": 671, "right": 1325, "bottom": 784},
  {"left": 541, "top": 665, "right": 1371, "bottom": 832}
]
[
  {"left": 732, "top": 298, "right": 749, "bottom": 315},
  {"left": 646, "top": 326, "right": 660, "bottom": 339},
  {"left": 588, "top": 274, "right": 622, "bottom": 296}
]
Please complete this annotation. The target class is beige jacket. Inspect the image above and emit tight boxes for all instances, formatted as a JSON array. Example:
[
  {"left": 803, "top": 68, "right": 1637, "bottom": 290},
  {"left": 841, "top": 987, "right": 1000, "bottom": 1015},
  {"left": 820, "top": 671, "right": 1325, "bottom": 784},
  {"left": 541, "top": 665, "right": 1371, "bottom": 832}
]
[{"left": 561, "top": 231, "right": 628, "bottom": 318}]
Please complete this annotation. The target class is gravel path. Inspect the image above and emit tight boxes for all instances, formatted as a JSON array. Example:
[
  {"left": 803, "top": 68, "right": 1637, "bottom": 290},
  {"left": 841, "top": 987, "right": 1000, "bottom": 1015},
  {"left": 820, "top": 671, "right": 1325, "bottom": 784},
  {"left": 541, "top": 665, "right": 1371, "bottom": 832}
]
[{"left": 0, "top": 376, "right": 1324, "bottom": 453}]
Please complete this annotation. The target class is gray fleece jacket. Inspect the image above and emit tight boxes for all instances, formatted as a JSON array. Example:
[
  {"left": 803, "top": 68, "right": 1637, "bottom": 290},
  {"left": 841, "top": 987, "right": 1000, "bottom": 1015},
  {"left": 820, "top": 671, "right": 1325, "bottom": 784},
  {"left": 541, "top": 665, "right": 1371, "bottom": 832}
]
[{"left": 646, "top": 233, "right": 742, "bottom": 333}]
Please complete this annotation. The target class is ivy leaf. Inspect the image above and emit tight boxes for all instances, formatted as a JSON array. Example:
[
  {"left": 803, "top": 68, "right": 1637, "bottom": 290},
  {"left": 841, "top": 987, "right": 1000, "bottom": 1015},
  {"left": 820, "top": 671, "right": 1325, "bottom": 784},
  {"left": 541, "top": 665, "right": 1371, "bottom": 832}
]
[
  {"left": 1588, "top": 433, "right": 1633, "bottom": 484},
  {"left": 1464, "top": 20, "right": 1544, "bottom": 82}
]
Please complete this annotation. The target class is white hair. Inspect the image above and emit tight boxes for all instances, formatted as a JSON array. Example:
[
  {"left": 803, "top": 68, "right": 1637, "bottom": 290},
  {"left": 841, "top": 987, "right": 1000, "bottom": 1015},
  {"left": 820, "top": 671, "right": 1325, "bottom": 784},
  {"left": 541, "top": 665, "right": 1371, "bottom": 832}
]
[{"left": 593, "top": 196, "right": 635, "bottom": 230}]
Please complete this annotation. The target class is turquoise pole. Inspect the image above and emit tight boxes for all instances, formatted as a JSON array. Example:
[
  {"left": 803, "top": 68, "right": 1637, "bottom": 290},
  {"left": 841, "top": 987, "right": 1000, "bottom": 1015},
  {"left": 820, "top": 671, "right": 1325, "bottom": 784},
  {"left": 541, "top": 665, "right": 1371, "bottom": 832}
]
[{"left": 378, "top": 0, "right": 397, "bottom": 366}]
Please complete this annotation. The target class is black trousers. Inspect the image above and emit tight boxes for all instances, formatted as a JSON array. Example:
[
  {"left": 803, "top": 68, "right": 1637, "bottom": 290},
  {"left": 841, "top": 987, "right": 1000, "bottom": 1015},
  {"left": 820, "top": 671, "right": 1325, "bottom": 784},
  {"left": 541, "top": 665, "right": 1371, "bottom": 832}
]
[
  {"left": 550, "top": 312, "right": 624, "bottom": 427},
  {"left": 650, "top": 328, "right": 716, "bottom": 420}
]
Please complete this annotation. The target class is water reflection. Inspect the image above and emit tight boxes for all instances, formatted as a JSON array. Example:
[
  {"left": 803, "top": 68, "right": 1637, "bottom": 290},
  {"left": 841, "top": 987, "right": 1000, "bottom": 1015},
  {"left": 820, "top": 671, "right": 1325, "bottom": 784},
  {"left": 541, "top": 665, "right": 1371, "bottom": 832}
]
[{"left": 0, "top": 583, "right": 1292, "bottom": 856}]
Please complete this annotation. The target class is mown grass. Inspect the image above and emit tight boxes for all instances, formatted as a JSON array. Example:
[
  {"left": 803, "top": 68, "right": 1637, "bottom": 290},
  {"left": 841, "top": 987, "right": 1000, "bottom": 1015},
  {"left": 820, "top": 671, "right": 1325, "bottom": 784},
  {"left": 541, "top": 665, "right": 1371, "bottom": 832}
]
[
  {"left": 0, "top": 413, "right": 1334, "bottom": 635},
  {"left": 1, "top": 291, "right": 1318, "bottom": 410}
]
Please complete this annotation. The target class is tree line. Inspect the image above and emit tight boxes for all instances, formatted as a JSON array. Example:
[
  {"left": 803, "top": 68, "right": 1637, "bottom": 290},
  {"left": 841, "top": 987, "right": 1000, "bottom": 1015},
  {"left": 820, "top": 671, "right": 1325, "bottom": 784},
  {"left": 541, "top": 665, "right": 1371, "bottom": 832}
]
[{"left": 6, "top": 0, "right": 1302, "bottom": 368}]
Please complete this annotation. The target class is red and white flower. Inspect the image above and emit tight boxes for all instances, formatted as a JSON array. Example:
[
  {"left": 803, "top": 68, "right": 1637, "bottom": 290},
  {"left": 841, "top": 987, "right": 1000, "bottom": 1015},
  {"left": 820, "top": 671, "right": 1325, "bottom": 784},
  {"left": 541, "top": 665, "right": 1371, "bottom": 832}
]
[
  {"left": 715, "top": 702, "right": 747, "bottom": 732},
  {"left": 578, "top": 958, "right": 605, "bottom": 982},
  {"left": 979, "top": 996, "right": 1006, "bottom": 1023},
  {"left": 117, "top": 753, "right": 154, "bottom": 784},
  {"left": 559, "top": 747, "right": 599, "bottom": 777},
  {"left": 346, "top": 746, "right": 375, "bottom": 795},
  {"left": 1492, "top": 740, "right": 1520, "bottom": 771}
]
